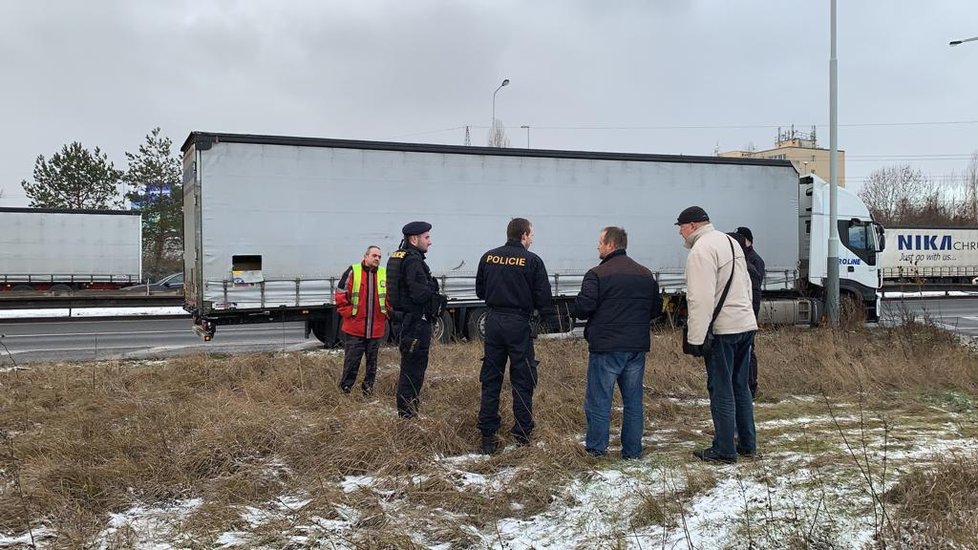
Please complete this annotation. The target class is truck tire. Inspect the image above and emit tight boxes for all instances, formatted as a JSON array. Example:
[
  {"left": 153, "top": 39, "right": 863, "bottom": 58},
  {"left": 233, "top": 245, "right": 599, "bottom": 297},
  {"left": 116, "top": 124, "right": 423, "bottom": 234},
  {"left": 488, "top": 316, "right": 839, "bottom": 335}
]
[
  {"left": 12, "top": 284, "right": 33, "bottom": 291},
  {"left": 50, "top": 284, "right": 72, "bottom": 292},
  {"left": 432, "top": 311, "right": 455, "bottom": 344},
  {"left": 466, "top": 308, "right": 489, "bottom": 342}
]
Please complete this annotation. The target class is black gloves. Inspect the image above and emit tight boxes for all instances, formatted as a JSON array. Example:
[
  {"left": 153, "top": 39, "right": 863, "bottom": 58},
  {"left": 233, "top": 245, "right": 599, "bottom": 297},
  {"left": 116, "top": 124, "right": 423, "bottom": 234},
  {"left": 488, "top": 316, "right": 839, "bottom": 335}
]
[
  {"left": 682, "top": 325, "right": 713, "bottom": 358},
  {"left": 683, "top": 342, "right": 705, "bottom": 357}
]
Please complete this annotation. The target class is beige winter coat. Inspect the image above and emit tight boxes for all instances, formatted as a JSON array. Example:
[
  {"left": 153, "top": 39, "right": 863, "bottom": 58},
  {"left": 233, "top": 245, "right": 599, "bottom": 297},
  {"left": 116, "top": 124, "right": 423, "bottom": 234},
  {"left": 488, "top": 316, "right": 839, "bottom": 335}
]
[{"left": 684, "top": 223, "right": 758, "bottom": 345}]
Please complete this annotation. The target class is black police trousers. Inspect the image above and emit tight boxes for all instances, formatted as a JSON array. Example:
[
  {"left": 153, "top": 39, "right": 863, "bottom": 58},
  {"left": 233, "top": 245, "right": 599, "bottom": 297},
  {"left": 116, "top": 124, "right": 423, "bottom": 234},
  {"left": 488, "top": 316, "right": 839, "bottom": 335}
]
[
  {"left": 340, "top": 334, "right": 381, "bottom": 392},
  {"left": 477, "top": 311, "right": 539, "bottom": 439},
  {"left": 395, "top": 312, "right": 432, "bottom": 417}
]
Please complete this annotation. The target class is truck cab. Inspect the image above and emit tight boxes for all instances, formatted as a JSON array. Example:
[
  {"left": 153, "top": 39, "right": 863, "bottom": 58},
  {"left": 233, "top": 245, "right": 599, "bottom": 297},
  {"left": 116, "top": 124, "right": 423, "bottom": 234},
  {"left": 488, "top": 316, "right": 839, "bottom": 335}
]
[{"left": 799, "top": 175, "right": 885, "bottom": 320}]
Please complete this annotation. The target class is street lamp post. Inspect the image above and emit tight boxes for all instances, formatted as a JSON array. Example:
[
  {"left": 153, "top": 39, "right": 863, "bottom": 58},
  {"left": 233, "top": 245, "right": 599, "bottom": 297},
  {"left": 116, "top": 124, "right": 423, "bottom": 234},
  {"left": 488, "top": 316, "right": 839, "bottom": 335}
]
[
  {"left": 520, "top": 125, "right": 530, "bottom": 148},
  {"left": 950, "top": 35, "right": 978, "bottom": 222},
  {"left": 490, "top": 79, "right": 510, "bottom": 146},
  {"left": 826, "top": 0, "right": 840, "bottom": 324}
]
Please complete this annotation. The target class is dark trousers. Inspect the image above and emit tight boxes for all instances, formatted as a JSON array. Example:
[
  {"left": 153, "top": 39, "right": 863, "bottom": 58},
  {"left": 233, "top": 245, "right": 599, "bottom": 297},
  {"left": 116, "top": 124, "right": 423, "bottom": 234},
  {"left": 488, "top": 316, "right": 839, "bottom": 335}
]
[
  {"left": 395, "top": 312, "right": 432, "bottom": 417},
  {"left": 749, "top": 345, "right": 758, "bottom": 398},
  {"left": 340, "top": 334, "right": 381, "bottom": 391},
  {"left": 704, "top": 331, "right": 756, "bottom": 458},
  {"left": 749, "top": 305, "right": 760, "bottom": 397},
  {"left": 477, "top": 311, "right": 538, "bottom": 440}
]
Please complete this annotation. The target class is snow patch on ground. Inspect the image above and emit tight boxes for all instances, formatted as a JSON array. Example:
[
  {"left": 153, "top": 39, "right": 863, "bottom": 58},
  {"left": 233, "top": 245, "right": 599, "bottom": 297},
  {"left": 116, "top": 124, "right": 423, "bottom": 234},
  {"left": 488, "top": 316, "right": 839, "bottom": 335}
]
[
  {"left": 0, "top": 527, "right": 56, "bottom": 549},
  {"left": 0, "top": 307, "right": 188, "bottom": 319},
  {"left": 881, "top": 290, "right": 978, "bottom": 298},
  {"left": 95, "top": 498, "right": 203, "bottom": 549},
  {"left": 11, "top": 397, "right": 977, "bottom": 549}
]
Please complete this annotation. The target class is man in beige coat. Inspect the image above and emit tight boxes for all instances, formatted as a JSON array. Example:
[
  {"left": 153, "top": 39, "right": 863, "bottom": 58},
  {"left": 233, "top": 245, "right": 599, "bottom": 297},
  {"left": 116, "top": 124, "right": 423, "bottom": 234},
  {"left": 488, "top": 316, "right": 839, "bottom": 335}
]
[{"left": 677, "top": 206, "right": 758, "bottom": 464}]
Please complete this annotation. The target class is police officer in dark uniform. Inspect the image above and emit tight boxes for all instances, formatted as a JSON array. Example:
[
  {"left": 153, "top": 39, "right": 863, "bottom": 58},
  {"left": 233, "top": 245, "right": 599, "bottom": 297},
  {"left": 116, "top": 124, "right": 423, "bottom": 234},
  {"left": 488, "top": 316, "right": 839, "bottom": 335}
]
[
  {"left": 386, "top": 221, "right": 442, "bottom": 418},
  {"left": 476, "top": 217, "right": 556, "bottom": 454}
]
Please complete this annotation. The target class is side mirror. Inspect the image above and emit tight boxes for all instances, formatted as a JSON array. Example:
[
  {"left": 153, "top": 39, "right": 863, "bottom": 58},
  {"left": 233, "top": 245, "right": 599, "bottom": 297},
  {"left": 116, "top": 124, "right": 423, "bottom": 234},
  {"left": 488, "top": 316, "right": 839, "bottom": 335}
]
[{"left": 874, "top": 223, "right": 886, "bottom": 252}]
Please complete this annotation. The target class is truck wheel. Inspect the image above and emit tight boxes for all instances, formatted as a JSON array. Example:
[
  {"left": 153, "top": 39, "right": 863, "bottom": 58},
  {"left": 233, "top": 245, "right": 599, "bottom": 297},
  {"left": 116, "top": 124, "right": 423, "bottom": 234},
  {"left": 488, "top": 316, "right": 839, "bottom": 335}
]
[
  {"left": 12, "top": 284, "right": 33, "bottom": 291},
  {"left": 50, "top": 284, "right": 72, "bottom": 292},
  {"left": 310, "top": 318, "right": 341, "bottom": 348},
  {"left": 432, "top": 311, "right": 455, "bottom": 344},
  {"left": 466, "top": 308, "right": 489, "bottom": 342}
]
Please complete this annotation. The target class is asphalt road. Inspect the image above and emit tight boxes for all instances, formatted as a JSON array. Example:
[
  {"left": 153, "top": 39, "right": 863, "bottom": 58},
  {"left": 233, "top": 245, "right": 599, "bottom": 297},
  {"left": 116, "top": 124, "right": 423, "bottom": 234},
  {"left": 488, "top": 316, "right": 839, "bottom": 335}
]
[
  {"left": 879, "top": 297, "right": 978, "bottom": 339},
  {"left": 0, "top": 317, "right": 322, "bottom": 365},
  {"left": 1, "top": 297, "right": 975, "bottom": 365}
]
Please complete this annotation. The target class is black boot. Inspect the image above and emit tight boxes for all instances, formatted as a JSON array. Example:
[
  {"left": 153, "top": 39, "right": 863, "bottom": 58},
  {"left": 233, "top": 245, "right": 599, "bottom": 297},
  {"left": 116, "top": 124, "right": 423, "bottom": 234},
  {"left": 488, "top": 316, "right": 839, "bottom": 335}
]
[{"left": 481, "top": 434, "right": 497, "bottom": 455}]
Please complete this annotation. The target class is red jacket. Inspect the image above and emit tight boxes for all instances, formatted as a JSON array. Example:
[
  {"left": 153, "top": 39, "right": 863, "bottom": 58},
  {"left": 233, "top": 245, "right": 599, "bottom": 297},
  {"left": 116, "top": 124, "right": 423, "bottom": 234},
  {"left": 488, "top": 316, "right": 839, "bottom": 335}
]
[{"left": 335, "top": 263, "right": 388, "bottom": 339}]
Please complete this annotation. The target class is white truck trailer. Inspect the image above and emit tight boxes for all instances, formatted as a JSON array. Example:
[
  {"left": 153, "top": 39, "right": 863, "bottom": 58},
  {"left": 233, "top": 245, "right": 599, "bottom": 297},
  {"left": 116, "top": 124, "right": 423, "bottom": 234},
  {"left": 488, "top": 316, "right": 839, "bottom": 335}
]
[
  {"left": 0, "top": 207, "right": 142, "bottom": 291},
  {"left": 180, "top": 132, "right": 884, "bottom": 343},
  {"left": 880, "top": 227, "right": 978, "bottom": 283}
]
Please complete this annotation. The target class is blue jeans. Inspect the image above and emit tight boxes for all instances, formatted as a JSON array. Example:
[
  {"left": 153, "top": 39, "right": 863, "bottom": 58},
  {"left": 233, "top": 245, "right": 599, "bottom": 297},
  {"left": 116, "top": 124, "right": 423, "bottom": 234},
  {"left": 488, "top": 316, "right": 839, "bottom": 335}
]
[
  {"left": 584, "top": 351, "right": 646, "bottom": 458},
  {"left": 705, "top": 331, "right": 756, "bottom": 458}
]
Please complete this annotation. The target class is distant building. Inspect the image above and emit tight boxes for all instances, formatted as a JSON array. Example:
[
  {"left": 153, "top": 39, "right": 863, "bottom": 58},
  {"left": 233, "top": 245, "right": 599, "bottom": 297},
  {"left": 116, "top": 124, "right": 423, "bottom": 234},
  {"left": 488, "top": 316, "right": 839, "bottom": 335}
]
[{"left": 719, "top": 126, "right": 846, "bottom": 187}]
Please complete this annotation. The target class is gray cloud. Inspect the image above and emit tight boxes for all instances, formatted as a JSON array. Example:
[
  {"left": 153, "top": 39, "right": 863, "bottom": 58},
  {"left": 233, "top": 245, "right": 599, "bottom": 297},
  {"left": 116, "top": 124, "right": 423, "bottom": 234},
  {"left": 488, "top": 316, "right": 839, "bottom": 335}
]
[{"left": 2, "top": 0, "right": 977, "bottom": 203}]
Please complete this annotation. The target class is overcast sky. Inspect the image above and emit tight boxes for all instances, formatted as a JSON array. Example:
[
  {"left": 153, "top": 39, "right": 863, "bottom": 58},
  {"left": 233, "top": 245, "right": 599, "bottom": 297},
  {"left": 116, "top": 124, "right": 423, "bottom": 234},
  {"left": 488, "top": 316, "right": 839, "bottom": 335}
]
[{"left": 1, "top": 0, "right": 976, "bottom": 206}]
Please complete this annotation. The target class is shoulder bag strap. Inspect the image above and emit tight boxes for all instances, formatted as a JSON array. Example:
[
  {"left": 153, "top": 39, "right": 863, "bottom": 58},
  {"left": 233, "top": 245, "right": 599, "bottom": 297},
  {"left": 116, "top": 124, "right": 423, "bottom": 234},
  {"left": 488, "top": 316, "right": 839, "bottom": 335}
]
[{"left": 707, "top": 237, "right": 737, "bottom": 333}]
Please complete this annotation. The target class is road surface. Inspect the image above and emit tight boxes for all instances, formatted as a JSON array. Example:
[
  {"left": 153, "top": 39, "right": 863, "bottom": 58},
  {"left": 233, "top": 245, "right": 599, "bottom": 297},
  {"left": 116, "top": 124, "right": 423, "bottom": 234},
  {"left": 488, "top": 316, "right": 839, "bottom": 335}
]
[
  {"left": 1, "top": 297, "right": 975, "bottom": 365},
  {"left": 879, "top": 297, "right": 978, "bottom": 339},
  {"left": 0, "top": 318, "right": 321, "bottom": 364}
]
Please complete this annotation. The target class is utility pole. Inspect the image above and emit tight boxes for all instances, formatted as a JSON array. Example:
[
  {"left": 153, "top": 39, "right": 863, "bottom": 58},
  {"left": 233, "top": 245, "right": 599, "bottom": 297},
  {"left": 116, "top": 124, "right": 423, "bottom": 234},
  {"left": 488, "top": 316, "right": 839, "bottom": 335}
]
[{"left": 826, "top": 0, "right": 840, "bottom": 324}]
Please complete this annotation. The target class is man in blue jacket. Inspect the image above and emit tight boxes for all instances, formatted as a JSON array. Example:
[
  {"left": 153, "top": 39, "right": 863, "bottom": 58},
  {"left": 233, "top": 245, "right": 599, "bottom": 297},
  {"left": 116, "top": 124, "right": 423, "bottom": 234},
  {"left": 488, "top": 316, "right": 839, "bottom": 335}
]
[{"left": 573, "top": 227, "right": 661, "bottom": 459}]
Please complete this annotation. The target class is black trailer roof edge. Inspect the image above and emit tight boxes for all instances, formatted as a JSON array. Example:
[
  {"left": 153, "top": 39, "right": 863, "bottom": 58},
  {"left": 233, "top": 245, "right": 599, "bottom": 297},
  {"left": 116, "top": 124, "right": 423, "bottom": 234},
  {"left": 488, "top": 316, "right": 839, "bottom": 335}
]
[
  {"left": 0, "top": 207, "right": 141, "bottom": 216},
  {"left": 181, "top": 131, "right": 796, "bottom": 169}
]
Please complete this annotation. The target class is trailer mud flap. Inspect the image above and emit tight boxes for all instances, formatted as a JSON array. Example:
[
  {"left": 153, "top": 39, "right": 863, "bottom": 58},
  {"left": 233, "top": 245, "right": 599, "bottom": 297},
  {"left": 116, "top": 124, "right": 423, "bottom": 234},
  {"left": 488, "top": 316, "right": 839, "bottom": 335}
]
[{"left": 193, "top": 318, "right": 216, "bottom": 341}]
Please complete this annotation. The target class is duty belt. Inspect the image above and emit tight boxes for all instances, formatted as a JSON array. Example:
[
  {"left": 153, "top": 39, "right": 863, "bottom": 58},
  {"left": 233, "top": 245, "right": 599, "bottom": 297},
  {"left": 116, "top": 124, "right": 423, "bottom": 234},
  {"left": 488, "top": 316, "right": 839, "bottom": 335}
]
[{"left": 489, "top": 307, "right": 531, "bottom": 319}]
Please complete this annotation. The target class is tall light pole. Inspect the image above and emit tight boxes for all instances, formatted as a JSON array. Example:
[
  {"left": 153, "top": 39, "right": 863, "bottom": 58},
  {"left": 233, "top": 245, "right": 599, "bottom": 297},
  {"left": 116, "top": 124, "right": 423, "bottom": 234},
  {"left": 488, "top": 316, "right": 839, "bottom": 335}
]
[
  {"left": 490, "top": 78, "right": 510, "bottom": 146},
  {"left": 520, "top": 125, "right": 530, "bottom": 148},
  {"left": 950, "top": 36, "right": 978, "bottom": 46},
  {"left": 826, "top": 0, "right": 840, "bottom": 324},
  {"left": 950, "top": 35, "right": 978, "bottom": 222}
]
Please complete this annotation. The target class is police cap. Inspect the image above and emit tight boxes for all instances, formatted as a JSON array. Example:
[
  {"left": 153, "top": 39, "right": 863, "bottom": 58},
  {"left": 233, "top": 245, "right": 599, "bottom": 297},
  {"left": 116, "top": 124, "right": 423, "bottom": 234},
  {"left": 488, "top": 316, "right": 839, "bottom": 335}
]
[
  {"left": 735, "top": 226, "right": 754, "bottom": 242},
  {"left": 402, "top": 221, "right": 432, "bottom": 236}
]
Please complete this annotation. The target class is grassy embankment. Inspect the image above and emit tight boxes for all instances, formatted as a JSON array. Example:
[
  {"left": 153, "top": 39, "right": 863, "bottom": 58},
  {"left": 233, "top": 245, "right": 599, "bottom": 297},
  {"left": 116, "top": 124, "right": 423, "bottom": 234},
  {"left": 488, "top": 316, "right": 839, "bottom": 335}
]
[{"left": 1, "top": 310, "right": 977, "bottom": 548}]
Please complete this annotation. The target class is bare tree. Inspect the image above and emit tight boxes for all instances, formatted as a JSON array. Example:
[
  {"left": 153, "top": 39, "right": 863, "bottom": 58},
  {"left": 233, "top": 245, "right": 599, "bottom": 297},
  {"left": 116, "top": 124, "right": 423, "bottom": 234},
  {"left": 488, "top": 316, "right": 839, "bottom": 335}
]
[
  {"left": 857, "top": 165, "right": 928, "bottom": 226},
  {"left": 964, "top": 152, "right": 978, "bottom": 223},
  {"left": 488, "top": 119, "right": 510, "bottom": 148},
  {"left": 859, "top": 163, "right": 976, "bottom": 226}
]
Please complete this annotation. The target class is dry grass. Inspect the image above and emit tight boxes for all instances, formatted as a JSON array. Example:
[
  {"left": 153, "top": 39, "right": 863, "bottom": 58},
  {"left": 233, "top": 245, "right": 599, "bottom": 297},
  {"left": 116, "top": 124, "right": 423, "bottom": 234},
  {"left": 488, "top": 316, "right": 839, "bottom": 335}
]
[
  {"left": 0, "top": 321, "right": 976, "bottom": 547},
  {"left": 883, "top": 452, "right": 978, "bottom": 547}
]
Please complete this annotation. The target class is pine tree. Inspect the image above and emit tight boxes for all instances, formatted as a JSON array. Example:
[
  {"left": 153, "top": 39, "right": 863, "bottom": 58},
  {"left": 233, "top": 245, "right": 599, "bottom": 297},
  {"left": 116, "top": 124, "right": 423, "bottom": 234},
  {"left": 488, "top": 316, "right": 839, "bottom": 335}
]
[
  {"left": 21, "top": 142, "right": 123, "bottom": 208},
  {"left": 124, "top": 128, "right": 183, "bottom": 279}
]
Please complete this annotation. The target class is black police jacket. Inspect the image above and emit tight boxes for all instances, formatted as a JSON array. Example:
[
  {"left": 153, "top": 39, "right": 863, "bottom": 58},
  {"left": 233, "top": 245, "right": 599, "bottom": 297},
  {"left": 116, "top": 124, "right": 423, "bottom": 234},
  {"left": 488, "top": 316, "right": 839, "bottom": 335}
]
[
  {"left": 476, "top": 240, "right": 554, "bottom": 319},
  {"left": 572, "top": 249, "right": 661, "bottom": 352},
  {"left": 386, "top": 244, "right": 438, "bottom": 314},
  {"left": 744, "top": 246, "right": 765, "bottom": 316}
]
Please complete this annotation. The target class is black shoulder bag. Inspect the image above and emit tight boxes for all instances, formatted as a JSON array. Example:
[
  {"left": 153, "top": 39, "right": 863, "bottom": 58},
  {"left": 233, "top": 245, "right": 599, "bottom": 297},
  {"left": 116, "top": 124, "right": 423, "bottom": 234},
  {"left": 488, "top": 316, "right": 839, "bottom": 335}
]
[{"left": 683, "top": 236, "right": 737, "bottom": 358}]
